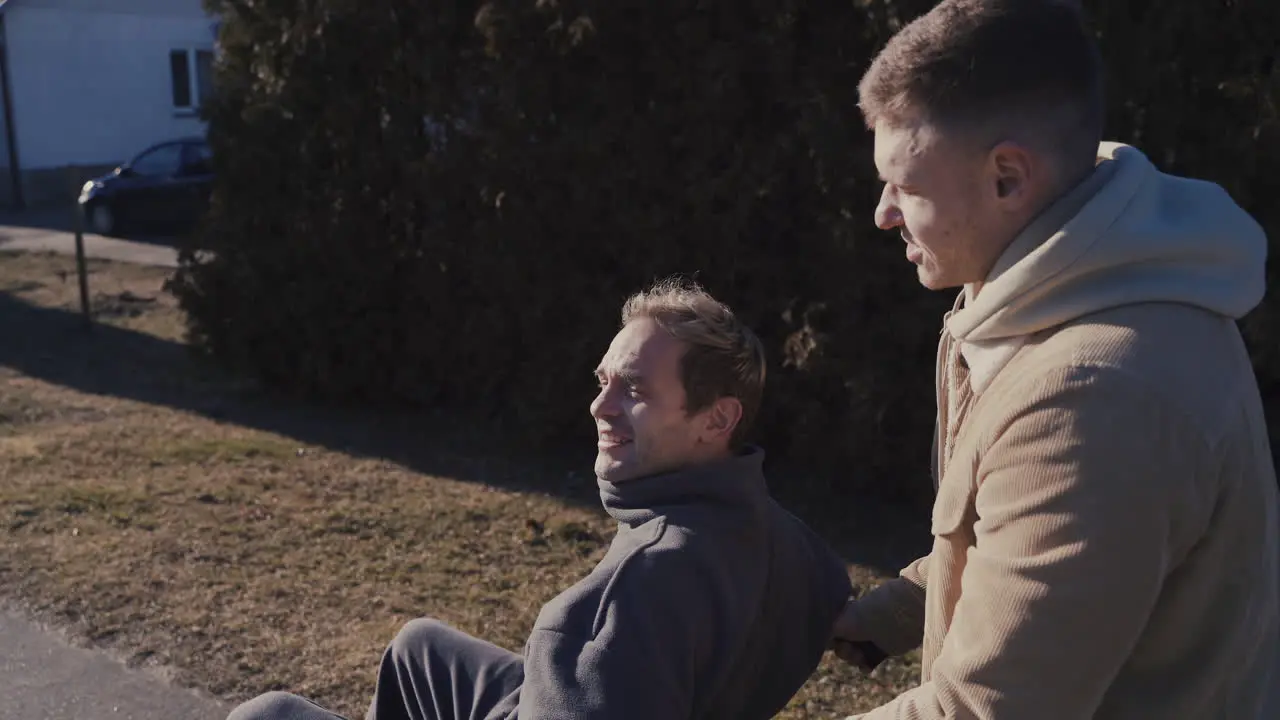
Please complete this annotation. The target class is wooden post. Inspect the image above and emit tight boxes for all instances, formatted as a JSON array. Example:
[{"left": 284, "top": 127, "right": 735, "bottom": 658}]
[{"left": 68, "top": 166, "right": 91, "bottom": 330}]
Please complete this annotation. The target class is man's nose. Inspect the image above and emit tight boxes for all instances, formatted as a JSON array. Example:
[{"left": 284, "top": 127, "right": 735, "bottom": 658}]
[
  {"left": 874, "top": 187, "right": 903, "bottom": 231},
  {"left": 590, "top": 385, "right": 620, "bottom": 419}
]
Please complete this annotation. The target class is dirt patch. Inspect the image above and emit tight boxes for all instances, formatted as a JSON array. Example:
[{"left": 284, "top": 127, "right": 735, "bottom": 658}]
[{"left": 0, "top": 250, "right": 924, "bottom": 718}]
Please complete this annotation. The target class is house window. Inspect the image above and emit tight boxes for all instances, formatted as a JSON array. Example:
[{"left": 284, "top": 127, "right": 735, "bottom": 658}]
[{"left": 169, "top": 49, "right": 215, "bottom": 112}]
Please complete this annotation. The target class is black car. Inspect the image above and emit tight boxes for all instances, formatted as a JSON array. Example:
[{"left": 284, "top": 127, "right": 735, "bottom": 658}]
[{"left": 78, "top": 137, "right": 214, "bottom": 236}]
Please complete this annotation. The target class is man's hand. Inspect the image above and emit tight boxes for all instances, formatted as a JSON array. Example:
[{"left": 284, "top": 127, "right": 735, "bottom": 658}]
[
  {"left": 829, "top": 596, "right": 888, "bottom": 673},
  {"left": 830, "top": 638, "right": 879, "bottom": 670}
]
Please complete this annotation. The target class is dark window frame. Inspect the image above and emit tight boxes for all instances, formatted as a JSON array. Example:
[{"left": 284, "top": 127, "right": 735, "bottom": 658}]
[{"left": 169, "top": 48, "right": 216, "bottom": 113}]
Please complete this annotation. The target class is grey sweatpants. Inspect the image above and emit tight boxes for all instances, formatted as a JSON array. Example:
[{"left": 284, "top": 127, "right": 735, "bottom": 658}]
[{"left": 226, "top": 618, "right": 525, "bottom": 720}]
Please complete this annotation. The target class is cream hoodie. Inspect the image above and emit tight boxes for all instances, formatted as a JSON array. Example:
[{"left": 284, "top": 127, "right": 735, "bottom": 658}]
[
  {"left": 848, "top": 142, "right": 1279, "bottom": 719},
  {"left": 954, "top": 141, "right": 1267, "bottom": 392}
]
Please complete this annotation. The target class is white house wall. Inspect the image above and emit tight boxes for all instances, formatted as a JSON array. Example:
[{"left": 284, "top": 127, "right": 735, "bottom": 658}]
[
  {"left": 5, "top": 0, "right": 208, "bottom": 16},
  {"left": 4, "top": 0, "right": 216, "bottom": 171}
]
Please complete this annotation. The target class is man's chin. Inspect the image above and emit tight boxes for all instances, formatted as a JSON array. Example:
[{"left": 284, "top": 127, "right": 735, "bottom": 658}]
[
  {"left": 595, "top": 450, "right": 639, "bottom": 484},
  {"left": 917, "top": 266, "right": 961, "bottom": 291}
]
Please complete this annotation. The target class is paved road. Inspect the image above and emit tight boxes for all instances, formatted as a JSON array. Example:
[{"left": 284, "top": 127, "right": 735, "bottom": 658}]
[
  {"left": 0, "top": 204, "right": 180, "bottom": 268},
  {"left": 0, "top": 610, "right": 228, "bottom": 720}
]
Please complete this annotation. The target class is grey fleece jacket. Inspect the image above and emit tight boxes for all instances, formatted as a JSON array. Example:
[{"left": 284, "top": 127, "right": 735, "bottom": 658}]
[{"left": 500, "top": 447, "right": 852, "bottom": 719}]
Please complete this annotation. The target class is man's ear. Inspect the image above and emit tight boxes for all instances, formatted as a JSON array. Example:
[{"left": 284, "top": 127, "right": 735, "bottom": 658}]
[
  {"left": 700, "top": 397, "right": 744, "bottom": 445},
  {"left": 987, "top": 140, "right": 1035, "bottom": 208}
]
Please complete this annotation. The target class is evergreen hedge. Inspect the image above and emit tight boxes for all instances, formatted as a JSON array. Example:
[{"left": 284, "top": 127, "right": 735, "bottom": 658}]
[{"left": 173, "top": 0, "right": 1279, "bottom": 506}]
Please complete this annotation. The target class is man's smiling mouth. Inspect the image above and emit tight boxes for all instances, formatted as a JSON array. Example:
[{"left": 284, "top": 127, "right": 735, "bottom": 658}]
[{"left": 597, "top": 430, "right": 632, "bottom": 448}]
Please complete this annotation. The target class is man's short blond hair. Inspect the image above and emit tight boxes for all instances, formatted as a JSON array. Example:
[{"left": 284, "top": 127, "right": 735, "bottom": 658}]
[{"left": 621, "top": 278, "right": 766, "bottom": 449}]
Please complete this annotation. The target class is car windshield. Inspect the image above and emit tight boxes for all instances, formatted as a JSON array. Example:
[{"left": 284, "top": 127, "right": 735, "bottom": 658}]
[
  {"left": 129, "top": 144, "right": 184, "bottom": 176},
  {"left": 184, "top": 142, "right": 214, "bottom": 174}
]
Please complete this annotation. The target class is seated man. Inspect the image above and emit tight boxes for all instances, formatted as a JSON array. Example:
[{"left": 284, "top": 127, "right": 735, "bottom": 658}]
[{"left": 228, "top": 278, "right": 853, "bottom": 720}]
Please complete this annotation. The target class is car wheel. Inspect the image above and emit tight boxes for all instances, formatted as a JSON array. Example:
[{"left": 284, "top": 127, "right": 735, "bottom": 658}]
[{"left": 87, "top": 203, "right": 115, "bottom": 236}]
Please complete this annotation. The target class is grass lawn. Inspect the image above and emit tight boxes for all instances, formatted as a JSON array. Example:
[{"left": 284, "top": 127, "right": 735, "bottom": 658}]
[{"left": 0, "top": 250, "right": 925, "bottom": 718}]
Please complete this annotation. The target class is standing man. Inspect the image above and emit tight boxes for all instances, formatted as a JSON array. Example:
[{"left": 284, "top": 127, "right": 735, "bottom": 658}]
[{"left": 831, "top": 1, "right": 1280, "bottom": 718}]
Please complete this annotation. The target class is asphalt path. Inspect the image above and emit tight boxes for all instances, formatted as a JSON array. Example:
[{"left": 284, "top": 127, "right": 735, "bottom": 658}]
[{"left": 0, "top": 609, "right": 228, "bottom": 720}]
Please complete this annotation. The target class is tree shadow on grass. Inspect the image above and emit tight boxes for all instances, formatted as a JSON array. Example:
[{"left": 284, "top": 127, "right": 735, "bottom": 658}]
[{"left": 0, "top": 291, "right": 930, "bottom": 575}]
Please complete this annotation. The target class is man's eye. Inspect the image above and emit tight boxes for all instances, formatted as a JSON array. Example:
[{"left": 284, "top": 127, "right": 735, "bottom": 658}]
[{"left": 628, "top": 386, "right": 644, "bottom": 398}]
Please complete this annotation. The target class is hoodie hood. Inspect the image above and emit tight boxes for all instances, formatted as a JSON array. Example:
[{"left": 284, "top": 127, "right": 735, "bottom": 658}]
[{"left": 949, "top": 141, "right": 1268, "bottom": 392}]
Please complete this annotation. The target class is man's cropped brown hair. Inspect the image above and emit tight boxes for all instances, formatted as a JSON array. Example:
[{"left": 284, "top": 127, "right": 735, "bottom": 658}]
[
  {"left": 621, "top": 278, "right": 766, "bottom": 450},
  {"left": 858, "top": 0, "right": 1104, "bottom": 172}
]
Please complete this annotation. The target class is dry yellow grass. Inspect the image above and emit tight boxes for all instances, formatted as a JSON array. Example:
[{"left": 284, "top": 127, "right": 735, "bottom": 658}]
[{"left": 0, "top": 250, "right": 924, "bottom": 718}]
